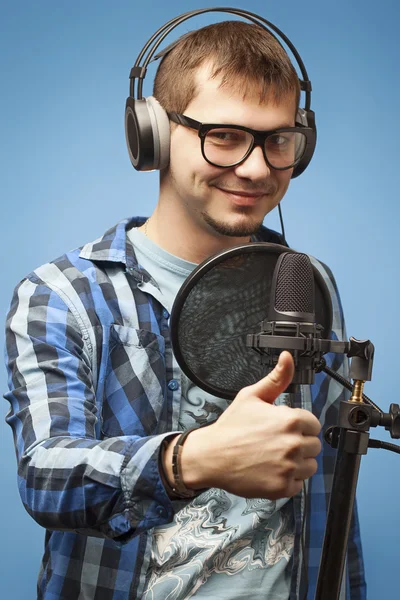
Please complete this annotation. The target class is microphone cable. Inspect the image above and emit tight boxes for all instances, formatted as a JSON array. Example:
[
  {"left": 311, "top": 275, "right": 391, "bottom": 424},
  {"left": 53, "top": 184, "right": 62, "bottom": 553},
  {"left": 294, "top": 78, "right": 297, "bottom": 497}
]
[
  {"left": 277, "top": 203, "right": 288, "bottom": 246},
  {"left": 367, "top": 439, "right": 400, "bottom": 454},
  {"left": 288, "top": 392, "right": 309, "bottom": 600},
  {"left": 301, "top": 480, "right": 309, "bottom": 600}
]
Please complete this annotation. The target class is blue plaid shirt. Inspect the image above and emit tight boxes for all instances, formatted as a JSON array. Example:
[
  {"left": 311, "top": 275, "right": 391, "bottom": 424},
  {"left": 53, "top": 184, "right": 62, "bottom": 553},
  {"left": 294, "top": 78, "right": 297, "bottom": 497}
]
[{"left": 4, "top": 217, "right": 366, "bottom": 599}]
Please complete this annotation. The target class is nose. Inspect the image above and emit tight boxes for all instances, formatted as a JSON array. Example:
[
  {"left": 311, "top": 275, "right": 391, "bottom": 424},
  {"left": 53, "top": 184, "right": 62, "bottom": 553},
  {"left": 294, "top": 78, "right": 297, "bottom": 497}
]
[{"left": 233, "top": 145, "right": 271, "bottom": 181}]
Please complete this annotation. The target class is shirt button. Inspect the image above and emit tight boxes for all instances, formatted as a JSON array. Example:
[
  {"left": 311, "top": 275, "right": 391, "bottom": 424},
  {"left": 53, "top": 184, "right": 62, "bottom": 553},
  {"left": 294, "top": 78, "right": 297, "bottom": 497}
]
[
  {"left": 168, "top": 379, "right": 179, "bottom": 391},
  {"left": 162, "top": 308, "right": 169, "bottom": 319}
]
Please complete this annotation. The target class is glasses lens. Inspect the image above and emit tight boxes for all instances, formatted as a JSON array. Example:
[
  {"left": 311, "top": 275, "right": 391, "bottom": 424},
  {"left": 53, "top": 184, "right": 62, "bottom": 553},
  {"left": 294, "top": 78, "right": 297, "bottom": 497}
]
[
  {"left": 265, "top": 131, "right": 307, "bottom": 169},
  {"left": 204, "top": 128, "right": 253, "bottom": 167}
]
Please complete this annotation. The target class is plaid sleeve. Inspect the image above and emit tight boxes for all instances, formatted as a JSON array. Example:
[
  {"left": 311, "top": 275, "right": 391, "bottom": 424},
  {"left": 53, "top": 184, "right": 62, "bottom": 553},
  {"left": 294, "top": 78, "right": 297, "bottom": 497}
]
[{"left": 4, "top": 276, "right": 174, "bottom": 542}]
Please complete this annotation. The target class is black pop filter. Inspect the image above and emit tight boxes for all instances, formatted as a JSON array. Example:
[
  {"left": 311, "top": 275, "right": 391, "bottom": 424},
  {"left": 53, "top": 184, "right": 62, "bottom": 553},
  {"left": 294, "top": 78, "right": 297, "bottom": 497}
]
[{"left": 170, "top": 243, "right": 332, "bottom": 400}]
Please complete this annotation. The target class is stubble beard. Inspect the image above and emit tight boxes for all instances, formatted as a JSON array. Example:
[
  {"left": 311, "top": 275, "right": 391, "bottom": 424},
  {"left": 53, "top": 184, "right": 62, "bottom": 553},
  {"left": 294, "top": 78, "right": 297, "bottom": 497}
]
[{"left": 201, "top": 208, "right": 265, "bottom": 238}]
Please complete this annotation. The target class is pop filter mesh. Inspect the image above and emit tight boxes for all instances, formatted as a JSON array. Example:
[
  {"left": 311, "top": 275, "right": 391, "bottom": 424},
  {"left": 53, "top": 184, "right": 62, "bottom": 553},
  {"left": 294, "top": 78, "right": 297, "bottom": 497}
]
[{"left": 171, "top": 245, "right": 331, "bottom": 400}]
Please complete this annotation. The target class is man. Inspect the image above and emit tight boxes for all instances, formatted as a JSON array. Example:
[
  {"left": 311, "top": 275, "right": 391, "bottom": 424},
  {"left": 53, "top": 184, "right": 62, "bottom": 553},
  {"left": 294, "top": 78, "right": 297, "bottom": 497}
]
[{"left": 4, "top": 17, "right": 365, "bottom": 600}]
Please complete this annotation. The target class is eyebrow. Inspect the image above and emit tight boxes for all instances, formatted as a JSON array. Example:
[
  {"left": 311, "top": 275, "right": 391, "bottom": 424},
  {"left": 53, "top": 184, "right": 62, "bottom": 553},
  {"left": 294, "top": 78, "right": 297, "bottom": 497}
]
[
  {"left": 211, "top": 121, "right": 296, "bottom": 130},
  {"left": 169, "top": 113, "right": 301, "bottom": 134},
  {"left": 197, "top": 117, "right": 296, "bottom": 129}
]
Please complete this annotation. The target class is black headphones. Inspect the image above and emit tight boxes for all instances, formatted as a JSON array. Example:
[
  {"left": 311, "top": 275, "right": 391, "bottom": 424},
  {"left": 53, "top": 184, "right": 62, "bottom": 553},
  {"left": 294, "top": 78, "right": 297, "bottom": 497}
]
[{"left": 125, "top": 7, "right": 317, "bottom": 179}]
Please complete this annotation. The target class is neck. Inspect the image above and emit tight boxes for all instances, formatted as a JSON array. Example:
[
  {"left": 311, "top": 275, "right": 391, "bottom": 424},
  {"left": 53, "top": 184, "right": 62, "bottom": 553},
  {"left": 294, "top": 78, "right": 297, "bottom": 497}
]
[{"left": 142, "top": 193, "right": 252, "bottom": 265}]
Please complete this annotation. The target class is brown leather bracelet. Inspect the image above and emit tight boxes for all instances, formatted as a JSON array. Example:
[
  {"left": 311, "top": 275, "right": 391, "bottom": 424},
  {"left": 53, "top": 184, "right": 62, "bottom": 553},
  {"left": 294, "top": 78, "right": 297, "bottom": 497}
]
[
  {"left": 171, "top": 428, "right": 198, "bottom": 498},
  {"left": 159, "top": 437, "right": 181, "bottom": 499},
  {"left": 160, "top": 425, "right": 211, "bottom": 500}
]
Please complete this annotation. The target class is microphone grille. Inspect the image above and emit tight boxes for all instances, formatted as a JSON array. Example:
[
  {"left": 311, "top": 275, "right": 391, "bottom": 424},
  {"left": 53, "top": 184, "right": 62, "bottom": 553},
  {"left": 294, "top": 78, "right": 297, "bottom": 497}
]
[{"left": 275, "top": 253, "right": 314, "bottom": 313}]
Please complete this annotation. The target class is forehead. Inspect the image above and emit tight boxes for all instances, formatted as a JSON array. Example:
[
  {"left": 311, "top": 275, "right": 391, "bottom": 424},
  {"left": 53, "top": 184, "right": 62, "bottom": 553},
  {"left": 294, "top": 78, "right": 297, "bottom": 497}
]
[{"left": 186, "top": 63, "right": 297, "bottom": 128}]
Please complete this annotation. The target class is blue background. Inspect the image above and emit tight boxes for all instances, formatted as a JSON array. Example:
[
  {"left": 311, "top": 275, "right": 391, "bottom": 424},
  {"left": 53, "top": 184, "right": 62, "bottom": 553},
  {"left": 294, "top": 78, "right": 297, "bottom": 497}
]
[{"left": 1, "top": 1, "right": 399, "bottom": 597}]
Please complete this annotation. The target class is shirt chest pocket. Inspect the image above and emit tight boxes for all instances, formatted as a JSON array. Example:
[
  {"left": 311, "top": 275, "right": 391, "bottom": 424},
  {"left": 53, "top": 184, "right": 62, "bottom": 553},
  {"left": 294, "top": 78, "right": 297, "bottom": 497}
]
[{"left": 101, "top": 325, "right": 167, "bottom": 438}]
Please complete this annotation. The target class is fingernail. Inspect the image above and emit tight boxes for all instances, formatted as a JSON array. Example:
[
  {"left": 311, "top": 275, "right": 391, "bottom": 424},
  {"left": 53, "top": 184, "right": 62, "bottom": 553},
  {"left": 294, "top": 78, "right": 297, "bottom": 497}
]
[{"left": 276, "top": 353, "right": 285, "bottom": 371}]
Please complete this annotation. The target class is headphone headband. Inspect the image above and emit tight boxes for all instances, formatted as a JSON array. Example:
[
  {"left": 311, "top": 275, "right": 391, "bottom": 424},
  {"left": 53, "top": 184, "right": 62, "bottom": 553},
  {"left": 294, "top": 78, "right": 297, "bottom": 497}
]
[
  {"left": 125, "top": 7, "right": 317, "bottom": 177},
  {"left": 130, "top": 7, "right": 312, "bottom": 110}
]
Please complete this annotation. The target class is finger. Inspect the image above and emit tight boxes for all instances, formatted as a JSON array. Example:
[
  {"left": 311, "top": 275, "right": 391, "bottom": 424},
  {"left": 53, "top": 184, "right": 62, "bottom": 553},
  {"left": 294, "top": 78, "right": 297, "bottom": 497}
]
[
  {"left": 301, "top": 436, "right": 322, "bottom": 458},
  {"left": 246, "top": 351, "right": 295, "bottom": 404},
  {"left": 289, "top": 409, "right": 322, "bottom": 436},
  {"left": 294, "top": 458, "right": 319, "bottom": 481}
]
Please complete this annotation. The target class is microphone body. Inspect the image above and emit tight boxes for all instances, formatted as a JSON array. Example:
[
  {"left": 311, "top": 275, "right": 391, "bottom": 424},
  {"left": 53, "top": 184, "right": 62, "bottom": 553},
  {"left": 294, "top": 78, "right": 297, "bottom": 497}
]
[{"left": 251, "top": 252, "right": 324, "bottom": 391}]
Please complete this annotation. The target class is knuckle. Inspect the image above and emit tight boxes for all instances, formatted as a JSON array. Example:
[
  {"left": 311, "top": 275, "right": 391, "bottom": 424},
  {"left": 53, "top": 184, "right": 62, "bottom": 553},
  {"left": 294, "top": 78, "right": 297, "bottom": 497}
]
[
  {"left": 280, "top": 458, "right": 297, "bottom": 478},
  {"left": 286, "top": 410, "right": 303, "bottom": 430},
  {"left": 275, "top": 477, "right": 291, "bottom": 498},
  {"left": 235, "top": 388, "right": 247, "bottom": 402},
  {"left": 285, "top": 436, "right": 302, "bottom": 459}
]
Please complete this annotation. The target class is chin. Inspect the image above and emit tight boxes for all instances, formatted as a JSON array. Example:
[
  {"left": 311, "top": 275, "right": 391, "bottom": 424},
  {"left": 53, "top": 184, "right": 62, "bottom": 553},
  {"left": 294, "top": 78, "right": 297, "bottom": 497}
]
[{"left": 202, "top": 211, "right": 264, "bottom": 238}]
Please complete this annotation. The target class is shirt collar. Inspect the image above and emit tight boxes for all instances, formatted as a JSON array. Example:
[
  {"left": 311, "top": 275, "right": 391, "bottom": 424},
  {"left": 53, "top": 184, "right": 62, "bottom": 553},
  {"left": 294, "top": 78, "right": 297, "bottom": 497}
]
[
  {"left": 79, "top": 217, "right": 146, "bottom": 269},
  {"left": 79, "top": 216, "right": 286, "bottom": 268}
]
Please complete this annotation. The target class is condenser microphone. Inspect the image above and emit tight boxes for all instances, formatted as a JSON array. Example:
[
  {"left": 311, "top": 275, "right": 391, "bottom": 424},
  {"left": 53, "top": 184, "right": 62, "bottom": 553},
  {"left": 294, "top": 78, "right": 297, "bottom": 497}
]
[
  {"left": 255, "top": 252, "right": 324, "bottom": 391},
  {"left": 171, "top": 243, "right": 334, "bottom": 400}
]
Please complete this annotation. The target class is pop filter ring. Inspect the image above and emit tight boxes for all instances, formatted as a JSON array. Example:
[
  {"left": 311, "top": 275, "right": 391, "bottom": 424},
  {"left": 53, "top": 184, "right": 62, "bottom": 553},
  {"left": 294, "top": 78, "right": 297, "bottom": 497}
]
[{"left": 170, "top": 243, "right": 333, "bottom": 400}]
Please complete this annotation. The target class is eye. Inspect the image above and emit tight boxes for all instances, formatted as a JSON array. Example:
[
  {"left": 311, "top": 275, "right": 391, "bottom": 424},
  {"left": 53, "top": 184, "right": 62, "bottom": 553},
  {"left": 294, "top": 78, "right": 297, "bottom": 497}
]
[
  {"left": 206, "top": 129, "right": 247, "bottom": 144},
  {"left": 265, "top": 133, "right": 296, "bottom": 156},
  {"left": 267, "top": 134, "right": 290, "bottom": 147}
]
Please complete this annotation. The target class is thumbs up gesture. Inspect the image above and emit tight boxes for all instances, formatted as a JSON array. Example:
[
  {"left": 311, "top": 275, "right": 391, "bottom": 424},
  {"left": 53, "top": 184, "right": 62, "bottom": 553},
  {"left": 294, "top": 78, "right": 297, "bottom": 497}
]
[{"left": 176, "top": 351, "right": 322, "bottom": 499}]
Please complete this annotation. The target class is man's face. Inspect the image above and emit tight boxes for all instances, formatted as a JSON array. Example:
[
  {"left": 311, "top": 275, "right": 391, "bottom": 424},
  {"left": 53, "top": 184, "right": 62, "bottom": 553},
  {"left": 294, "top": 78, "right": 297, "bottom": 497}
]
[{"left": 165, "top": 65, "right": 297, "bottom": 238}]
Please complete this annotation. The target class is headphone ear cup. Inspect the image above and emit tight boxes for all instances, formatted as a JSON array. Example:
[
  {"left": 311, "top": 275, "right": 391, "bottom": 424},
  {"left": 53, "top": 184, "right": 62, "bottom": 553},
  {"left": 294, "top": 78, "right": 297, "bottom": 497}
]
[
  {"left": 125, "top": 97, "right": 152, "bottom": 170},
  {"left": 125, "top": 96, "right": 170, "bottom": 171},
  {"left": 291, "top": 108, "right": 317, "bottom": 179},
  {"left": 147, "top": 96, "right": 170, "bottom": 170}
]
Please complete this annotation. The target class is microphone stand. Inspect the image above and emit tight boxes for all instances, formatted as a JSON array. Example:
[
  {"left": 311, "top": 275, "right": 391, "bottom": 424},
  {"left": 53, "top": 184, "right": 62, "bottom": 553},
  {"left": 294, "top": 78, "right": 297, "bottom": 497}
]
[
  {"left": 314, "top": 340, "right": 374, "bottom": 600},
  {"left": 315, "top": 347, "right": 400, "bottom": 599},
  {"left": 247, "top": 331, "right": 400, "bottom": 600}
]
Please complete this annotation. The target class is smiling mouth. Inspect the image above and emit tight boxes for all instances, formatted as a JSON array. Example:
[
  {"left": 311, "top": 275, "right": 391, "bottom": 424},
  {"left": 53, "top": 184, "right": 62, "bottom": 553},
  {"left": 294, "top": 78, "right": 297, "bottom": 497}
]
[
  {"left": 217, "top": 188, "right": 267, "bottom": 197},
  {"left": 216, "top": 187, "right": 272, "bottom": 206}
]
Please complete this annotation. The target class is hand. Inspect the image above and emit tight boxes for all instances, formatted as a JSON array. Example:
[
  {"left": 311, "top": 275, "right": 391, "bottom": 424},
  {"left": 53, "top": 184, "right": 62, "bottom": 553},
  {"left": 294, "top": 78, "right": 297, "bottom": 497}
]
[{"left": 178, "top": 351, "right": 322, "bottom": 499}]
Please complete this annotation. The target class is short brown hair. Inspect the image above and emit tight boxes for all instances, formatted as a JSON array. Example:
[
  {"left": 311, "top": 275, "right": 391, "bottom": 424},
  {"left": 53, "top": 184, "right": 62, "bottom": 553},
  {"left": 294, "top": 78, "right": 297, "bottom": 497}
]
[{"left": 153, "top": 20, "right": 300, "bottom": 113}]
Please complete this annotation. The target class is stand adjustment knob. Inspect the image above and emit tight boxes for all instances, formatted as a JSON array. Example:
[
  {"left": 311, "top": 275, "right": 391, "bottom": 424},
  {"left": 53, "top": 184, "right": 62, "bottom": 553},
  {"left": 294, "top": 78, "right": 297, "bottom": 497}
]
[{"left": 387, "top": 404, "right": 400, "bottom": 439}]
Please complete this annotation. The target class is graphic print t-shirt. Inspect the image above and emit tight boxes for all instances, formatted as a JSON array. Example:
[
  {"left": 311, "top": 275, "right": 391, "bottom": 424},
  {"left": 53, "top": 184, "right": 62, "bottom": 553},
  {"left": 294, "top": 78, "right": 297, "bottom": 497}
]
[{"left": 128, "top": 227, "right": 295, "bottom": 599}]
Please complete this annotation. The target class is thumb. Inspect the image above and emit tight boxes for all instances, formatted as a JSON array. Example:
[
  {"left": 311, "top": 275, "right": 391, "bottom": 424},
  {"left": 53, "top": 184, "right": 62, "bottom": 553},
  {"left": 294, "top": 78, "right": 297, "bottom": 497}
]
[{"left": 247, "top": 351, "right": 295, "bottom": 404}]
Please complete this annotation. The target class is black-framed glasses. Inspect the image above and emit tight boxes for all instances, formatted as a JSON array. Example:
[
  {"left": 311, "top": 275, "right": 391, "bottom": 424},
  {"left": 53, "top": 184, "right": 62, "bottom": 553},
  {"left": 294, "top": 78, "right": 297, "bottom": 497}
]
[{"left": 168, "top": 112, "right": 313, "bottom": 170}]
